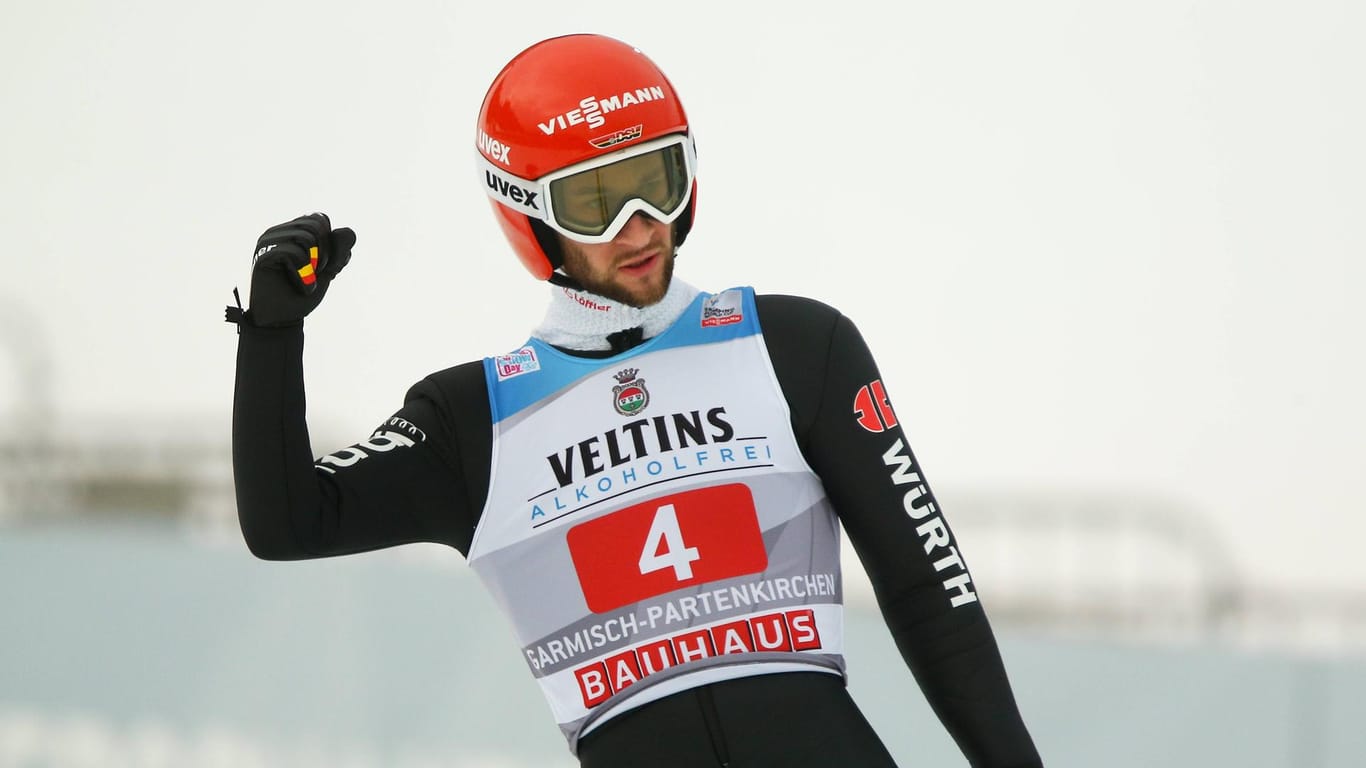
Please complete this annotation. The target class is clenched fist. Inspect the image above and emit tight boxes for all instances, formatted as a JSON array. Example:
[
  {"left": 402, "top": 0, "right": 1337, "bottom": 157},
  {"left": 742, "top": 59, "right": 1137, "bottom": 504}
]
[{"left": 246, "top": 213, "right": 356, "bottom": 327}]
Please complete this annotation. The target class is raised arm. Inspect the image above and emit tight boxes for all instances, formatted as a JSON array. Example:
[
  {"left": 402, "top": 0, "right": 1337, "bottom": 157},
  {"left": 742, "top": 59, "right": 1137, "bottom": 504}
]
[{"left": 229, "top": 214, "right": 484, "bottom": 560}]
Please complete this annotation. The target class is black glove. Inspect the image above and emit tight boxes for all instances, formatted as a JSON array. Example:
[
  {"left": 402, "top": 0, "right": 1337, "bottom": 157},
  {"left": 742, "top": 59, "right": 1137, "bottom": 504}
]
[{"left": 242, "top": 213, "right": 356, "bottom": 327}]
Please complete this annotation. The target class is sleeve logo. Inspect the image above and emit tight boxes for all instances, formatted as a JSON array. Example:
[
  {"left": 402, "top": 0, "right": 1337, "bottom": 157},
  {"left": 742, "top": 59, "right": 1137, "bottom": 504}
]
[{"left": 853, "top": 378, "right": 898, "bottom": 433}]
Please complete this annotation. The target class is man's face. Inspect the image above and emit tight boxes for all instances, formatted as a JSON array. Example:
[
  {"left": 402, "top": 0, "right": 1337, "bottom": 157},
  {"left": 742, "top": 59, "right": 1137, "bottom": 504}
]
[{"left": 558, "top": 213, "right": 676, "bottom": 307}]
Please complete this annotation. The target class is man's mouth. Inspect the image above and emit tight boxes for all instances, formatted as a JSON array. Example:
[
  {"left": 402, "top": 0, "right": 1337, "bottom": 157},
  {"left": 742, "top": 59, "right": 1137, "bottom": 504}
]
[{"left": 618, "top": 251, "right": 658, "bottom": 275}]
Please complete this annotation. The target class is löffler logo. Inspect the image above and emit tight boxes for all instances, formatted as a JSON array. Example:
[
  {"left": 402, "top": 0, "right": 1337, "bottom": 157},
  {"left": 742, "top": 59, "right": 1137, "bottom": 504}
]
[
  {"left": 853, "top": 379, "right": 897, "bottom": 433},
  {"left": 565, "top": 289, "right": 612, "bottom": 312}
]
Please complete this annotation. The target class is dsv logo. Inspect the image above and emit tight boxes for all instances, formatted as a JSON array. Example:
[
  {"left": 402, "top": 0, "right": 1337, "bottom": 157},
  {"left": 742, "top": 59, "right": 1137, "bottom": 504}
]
[
  {"left": 853, "top": 379, "right": 897, "bottom": 433},
  {"left": 485, "top": 171, "right": 540, "bottom": 212}
]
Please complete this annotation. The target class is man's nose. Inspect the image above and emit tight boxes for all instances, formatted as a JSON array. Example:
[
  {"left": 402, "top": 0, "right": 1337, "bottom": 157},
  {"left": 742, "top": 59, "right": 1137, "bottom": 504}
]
[{"left": 613, "top": 211, "right": 658, "bottom": 247}]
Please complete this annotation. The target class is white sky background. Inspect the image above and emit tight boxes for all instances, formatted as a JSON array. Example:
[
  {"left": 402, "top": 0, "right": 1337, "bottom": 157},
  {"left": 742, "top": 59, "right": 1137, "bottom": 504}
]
[{"left": 1, "top": 0, "right": 1362, "bottom": 593}]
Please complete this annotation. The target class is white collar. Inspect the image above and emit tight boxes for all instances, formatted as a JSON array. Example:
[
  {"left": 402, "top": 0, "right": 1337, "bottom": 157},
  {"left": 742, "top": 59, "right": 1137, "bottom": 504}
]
[{"left": 532, "top": 279, "right": 701, "bottom": 351}]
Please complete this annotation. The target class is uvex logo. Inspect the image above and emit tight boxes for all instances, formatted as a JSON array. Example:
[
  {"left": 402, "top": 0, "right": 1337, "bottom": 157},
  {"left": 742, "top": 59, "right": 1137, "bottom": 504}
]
[
  {"left": 485, "top": 171, "right": 540, "bottom": 211},
  {"left": 477, "top": 130, "right": 512, "bottom": 165}
]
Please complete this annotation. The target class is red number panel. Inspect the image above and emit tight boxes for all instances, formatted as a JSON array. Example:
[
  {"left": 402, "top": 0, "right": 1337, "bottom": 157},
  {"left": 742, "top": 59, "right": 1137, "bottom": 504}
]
[{"left": 567, "top": 483, "right": 768, "bottom": 613}]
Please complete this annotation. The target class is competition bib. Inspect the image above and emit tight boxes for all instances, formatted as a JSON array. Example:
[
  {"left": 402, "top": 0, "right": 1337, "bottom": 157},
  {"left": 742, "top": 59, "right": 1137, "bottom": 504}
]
[{"left": 470, "top": 288, "right": 846, "bottom": 752}]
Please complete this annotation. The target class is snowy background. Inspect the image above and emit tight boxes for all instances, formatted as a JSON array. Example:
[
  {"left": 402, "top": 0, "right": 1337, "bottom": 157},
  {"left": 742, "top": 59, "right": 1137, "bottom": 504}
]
[
  {"left": 1, "top": 1, "right": 1364, "bottom": 765},
  {"left": 4, "top": 0, "right": 1362, "bottom": 591}
]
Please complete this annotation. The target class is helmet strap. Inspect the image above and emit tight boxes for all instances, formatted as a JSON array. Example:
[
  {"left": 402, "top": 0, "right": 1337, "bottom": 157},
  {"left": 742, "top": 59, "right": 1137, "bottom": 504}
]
[
  {"left": 674, "top": 198, "right": 695, "bottom": 249},
  {"left": 529, "top": 218, "right": 566, "bottom": 271},
  {"left": 547, "top": 270, "right": 585, "bottom": 290}
]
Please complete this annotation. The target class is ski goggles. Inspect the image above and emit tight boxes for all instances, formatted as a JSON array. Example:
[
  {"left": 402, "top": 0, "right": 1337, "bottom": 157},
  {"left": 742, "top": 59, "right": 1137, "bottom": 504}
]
[{"left": 479, "top": 133, "right": 697, "bottom": 244}]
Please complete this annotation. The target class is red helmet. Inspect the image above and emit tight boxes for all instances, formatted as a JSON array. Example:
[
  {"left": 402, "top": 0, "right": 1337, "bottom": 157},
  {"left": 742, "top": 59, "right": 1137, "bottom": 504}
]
[{"left": 476, "top": 34, "right": 697, "bottom": 280}]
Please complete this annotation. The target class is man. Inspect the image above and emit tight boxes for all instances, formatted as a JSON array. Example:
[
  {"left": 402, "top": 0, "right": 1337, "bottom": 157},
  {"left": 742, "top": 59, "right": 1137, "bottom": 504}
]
[{"left": 231, "top": 34, "right": 1042, "bottom": 767}]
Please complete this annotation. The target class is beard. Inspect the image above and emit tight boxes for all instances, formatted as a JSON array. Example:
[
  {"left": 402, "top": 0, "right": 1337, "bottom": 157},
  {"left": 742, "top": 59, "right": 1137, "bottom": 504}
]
[{"left": 558, "top": 223, "right": 677, "bottom": 308}]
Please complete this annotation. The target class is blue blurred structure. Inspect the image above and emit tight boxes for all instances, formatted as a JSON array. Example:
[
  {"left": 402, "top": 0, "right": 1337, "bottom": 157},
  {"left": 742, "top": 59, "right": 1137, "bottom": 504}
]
[{"left": 2, "top": 521, "right": 1363, "bottom": 767}]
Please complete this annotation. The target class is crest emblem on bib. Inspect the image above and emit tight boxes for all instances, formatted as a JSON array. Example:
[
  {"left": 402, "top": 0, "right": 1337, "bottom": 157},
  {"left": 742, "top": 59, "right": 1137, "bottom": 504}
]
[{"left": 611, "top": 368, "right": 650, "bottom": 416}]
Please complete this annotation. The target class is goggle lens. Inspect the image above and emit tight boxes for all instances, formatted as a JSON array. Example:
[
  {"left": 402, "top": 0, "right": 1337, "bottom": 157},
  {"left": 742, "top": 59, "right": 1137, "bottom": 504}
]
[{"left": 548, "top": 143, "right": 690, "bottom": 237}]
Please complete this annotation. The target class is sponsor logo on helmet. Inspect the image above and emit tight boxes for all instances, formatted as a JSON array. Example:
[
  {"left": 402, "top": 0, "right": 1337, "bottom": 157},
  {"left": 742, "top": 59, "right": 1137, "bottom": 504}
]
[
  {"left": 589, "top": 124, "right": 644, "bottom": 149},
  {"left": 539, "top": 87, "right": 668, "bottom": 135},
  {"left": 701, "top": 291, "right": 744, "bottom": 328},
  {"left": 612, "top": 368, "right": 649, "bottom": 416},
  {"left": 477, "top": 130, "right": 512, "bottom": 166},
  {"left": 495, "top": 346, "right": 541, "bottom": 380},
  {"left": 485, "top": 170, "right": 540, "bottom": 212}
]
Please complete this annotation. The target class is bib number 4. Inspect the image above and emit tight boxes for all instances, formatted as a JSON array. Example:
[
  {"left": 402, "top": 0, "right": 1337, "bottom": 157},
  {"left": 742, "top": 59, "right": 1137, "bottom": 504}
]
[
  {"left": 568, "top": 483, "right": 768, "bottom": 613},
  {"left": 638, "top": 504, "right": 701, "bottom": 581}
]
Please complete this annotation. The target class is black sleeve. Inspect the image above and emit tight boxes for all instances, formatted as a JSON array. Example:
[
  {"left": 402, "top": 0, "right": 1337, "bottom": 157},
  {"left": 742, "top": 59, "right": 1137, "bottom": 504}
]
[
  {"left": 231, "top": 321, "right": 492, "bottom": 560},
  {"left": 757, "top": 295, "right": 1042, "bottom": 768}
]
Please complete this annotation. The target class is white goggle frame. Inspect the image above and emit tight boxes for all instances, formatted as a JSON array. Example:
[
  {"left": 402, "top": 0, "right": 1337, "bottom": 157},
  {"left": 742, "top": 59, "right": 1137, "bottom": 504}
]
[{"left": 479, "top": 132, "right": 697, "bottom": 244}]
